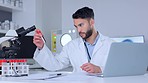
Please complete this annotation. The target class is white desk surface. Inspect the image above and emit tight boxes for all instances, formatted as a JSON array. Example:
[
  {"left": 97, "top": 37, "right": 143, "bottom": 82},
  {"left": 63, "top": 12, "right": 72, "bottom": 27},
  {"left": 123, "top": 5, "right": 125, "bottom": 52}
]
[{"left": 0, "top": 70, "right": 148, "bottom": 83}]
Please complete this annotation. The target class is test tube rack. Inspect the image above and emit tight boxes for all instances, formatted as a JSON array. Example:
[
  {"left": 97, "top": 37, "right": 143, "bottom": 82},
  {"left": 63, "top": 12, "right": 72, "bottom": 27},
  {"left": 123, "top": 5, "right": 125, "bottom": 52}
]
[{"left": 0, "top": 59, "right": 29, "bottom": 77}]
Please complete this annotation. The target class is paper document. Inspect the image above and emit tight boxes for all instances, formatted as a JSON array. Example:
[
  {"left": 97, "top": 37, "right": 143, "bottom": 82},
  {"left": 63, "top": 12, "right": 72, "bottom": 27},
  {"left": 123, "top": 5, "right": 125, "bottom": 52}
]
[
  {"left": 46, "top": 72, "right": 96, "bottom": 81},
  {"left": 21, "top": 72, "right": 66, "bottom": 80}
]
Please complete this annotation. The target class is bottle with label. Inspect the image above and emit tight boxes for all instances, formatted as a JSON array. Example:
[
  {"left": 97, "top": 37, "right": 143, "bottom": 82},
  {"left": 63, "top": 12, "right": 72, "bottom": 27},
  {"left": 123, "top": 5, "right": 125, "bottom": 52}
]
[
  {"left": 4, "top": 0, "right": 11, "bottom": 5},
  {"left": 4, "top": 20, "right": 10, "bottom": 30},
  {"left": 19, "top": 0, "right": 23, "bottom": 8},
  {"left": 10, "top": 0, "right": 15, "bottom": 6},
  {"left": 15, "top": 0, "right": 19, "bottom": 7}
]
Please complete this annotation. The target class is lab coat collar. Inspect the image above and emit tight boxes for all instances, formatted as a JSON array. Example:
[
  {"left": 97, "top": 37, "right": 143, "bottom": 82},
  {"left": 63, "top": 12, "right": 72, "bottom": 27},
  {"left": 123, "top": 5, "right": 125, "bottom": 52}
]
[
  {"left": 78, "top": 32, "right": 105, "bottom": 48},
  {"left": 92, "top": 33, "right": 104, "bottom": 56},
  {"left": 78, "top": 32, "right": 105, "bottom": 61}
]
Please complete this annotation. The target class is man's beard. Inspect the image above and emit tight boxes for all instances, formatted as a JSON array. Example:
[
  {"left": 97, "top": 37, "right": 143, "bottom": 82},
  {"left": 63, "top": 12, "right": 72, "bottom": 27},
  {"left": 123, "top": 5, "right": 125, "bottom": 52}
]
[{"left": 79, "top": 28, "right": 93, "bottom": 40}]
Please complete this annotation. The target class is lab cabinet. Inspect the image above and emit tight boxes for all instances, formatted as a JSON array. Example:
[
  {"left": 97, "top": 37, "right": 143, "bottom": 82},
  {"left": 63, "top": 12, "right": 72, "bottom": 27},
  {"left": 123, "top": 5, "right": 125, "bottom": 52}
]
[{"left": 0, "top": 0, "right": 23, "bottom": 34}]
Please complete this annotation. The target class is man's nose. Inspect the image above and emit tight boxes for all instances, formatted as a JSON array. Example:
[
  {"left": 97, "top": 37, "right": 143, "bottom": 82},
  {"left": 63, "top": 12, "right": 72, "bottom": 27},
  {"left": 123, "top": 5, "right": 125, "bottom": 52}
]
[{"left": 77, "top": 27, "right": 81, "bottom": 32}]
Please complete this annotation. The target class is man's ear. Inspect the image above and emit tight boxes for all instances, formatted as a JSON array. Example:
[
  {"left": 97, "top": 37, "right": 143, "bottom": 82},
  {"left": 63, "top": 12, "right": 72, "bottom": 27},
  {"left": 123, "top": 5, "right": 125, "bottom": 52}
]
[{"left": 90, "top": 18, "right": 95, "bottom": 27}]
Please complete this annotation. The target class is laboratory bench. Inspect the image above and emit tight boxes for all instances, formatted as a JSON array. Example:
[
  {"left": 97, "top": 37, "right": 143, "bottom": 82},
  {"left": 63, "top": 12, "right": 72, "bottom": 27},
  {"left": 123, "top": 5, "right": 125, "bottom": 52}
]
[{"left": 0, "top": 69, "right": 148, "bottom": 83}]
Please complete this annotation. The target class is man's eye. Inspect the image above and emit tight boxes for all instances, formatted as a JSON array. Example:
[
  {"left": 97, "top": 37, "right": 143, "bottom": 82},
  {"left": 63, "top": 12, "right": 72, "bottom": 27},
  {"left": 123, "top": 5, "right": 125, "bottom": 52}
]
[{"left": 79, "top": 23, "right": 84, "bottom": 27}]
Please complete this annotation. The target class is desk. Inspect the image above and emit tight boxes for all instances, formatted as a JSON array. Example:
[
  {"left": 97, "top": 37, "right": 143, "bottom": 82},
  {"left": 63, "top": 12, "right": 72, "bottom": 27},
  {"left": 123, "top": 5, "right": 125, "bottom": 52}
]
[{"left": 0, "top": 70, "right": 148, "bottom": 83}]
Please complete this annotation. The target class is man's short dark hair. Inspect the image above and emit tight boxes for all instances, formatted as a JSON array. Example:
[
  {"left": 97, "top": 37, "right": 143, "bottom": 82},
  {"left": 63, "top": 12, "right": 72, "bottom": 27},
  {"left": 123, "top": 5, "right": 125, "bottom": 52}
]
[{"left": 72, "top": 7, "right": 94, "bottom": 19}]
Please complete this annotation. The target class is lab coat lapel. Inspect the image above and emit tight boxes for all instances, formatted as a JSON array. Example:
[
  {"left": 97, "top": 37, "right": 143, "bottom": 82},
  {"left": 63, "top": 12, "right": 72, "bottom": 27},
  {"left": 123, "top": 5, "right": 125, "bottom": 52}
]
[
  {"left": 92, "top": 34, "right": 103, "bottom": 56},
  {"left": 78, "top": 38, "right": 89, "bottom": 62}
]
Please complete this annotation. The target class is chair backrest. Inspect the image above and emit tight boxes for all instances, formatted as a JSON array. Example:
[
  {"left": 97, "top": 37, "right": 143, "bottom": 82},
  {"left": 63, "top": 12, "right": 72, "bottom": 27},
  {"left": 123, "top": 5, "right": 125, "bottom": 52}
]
[{"left": 111, "top": 35, "right": 144, "bottom": 43}]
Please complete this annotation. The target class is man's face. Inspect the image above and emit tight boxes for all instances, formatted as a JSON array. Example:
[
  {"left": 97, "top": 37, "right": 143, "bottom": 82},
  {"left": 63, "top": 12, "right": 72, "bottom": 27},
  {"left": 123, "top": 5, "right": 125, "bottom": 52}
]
[{"left": 73, "top": 18, "right": 94, "bottom": 40}]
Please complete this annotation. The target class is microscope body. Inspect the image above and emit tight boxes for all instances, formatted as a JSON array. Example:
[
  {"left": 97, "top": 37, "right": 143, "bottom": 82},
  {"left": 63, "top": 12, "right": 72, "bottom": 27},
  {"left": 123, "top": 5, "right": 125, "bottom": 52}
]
[{"left": 0, "top": 25, "right": 36, "bottom": 77}]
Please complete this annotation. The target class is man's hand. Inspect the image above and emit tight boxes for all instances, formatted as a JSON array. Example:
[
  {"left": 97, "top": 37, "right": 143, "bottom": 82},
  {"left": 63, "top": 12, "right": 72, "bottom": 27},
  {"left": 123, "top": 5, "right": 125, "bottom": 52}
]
[
  {"left": 81, "top": 63, "right": 102, "bottom": 73},
  {"left": 33, "top": 29, "right": 44, "bottom": 50}
]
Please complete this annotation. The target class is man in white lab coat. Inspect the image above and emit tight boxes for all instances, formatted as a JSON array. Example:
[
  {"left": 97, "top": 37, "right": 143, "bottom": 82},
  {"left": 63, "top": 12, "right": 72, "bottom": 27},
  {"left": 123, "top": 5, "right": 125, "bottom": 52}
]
[{"left": 33, "top": 7, "right": 112, "bottom": 74}]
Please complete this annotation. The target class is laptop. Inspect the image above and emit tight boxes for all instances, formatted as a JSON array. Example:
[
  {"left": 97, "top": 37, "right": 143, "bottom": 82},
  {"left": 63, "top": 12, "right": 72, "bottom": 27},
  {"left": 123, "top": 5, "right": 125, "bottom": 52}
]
[{"left": 88, "top": 43, "right": 148, "bottom": 77}]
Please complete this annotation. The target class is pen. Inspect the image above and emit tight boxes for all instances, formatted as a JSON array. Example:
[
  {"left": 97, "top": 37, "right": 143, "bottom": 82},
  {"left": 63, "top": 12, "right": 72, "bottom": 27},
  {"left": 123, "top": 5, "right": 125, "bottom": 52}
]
[
  {"left": 40, "top": 73, "right": 62, "bottom": 80},
  {"left": 56, "top": 73, "right": 62, "bottom": 76},
  {"left": 41, "top": 36, "right": 46, "bottom": 43}
]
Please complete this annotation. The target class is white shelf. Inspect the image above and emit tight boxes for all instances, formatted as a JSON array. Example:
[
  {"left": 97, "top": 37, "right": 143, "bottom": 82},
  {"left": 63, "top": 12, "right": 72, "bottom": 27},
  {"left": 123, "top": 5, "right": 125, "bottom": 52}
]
[
  {"left": 0, "top": 29, "right": 8, "bottom": 33},
  {"left": 0, "top": 3, "right": 23, "bottom": 12}
]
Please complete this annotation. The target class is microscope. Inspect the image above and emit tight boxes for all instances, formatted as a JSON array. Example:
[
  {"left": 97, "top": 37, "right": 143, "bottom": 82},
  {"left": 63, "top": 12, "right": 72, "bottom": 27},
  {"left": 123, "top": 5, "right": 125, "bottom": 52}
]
[
  {"left": 0, "top": 25, "right": 36, "bottom": 59},
  {"left": 0, "top": 25, "right": 36, "bottom": 77}
]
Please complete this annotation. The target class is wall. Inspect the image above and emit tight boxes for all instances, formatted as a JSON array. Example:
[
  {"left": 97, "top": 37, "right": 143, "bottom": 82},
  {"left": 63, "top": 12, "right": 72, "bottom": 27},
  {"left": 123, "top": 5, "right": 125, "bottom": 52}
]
[
  {"left": 35, "top": 0, "right": 43, "bottom": 30},
  {"left": 12, "top": 0, "right": 36, "bottom": 28},
  {"left": 12, "top": 0, "right": 148, "bottom": 50},
  {"left": 62, "top": 0, "right": 148, "bottom": 42},
  {"left": 12, "top": 0, "right": 62, "bottom": 49},
  {"left": 42, "top": 0, "right": 62, "bottom": 48},
  {"left": 12, "top": 0, "right": 43, "bottom": 35}
]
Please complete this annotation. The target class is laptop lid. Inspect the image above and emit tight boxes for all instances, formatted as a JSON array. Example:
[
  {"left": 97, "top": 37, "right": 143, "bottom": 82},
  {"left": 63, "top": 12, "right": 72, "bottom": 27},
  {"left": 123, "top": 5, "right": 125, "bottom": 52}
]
[{"left": 103, "top": 43, "right": 148, "bottom": 77}]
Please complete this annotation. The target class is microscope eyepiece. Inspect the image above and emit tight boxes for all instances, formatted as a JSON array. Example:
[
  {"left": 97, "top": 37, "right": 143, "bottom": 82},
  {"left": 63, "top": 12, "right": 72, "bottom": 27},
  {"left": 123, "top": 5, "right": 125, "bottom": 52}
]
[{"left": 16, "top": 25, "right": 36, "bottom": 37}]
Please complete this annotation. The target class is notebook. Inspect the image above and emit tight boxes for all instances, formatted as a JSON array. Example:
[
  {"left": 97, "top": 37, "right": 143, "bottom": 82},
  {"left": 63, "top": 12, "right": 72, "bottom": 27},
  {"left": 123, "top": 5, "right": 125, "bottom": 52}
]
[{"left": 88, "top": 43, "right": 148, "bottom": 77}]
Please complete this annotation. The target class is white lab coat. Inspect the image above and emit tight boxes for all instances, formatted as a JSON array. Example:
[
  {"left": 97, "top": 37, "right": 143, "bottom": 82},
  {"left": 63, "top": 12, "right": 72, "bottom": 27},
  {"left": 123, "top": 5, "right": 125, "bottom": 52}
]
[{"left": 33, "top": 33, "right": 112, "bottom": 73}]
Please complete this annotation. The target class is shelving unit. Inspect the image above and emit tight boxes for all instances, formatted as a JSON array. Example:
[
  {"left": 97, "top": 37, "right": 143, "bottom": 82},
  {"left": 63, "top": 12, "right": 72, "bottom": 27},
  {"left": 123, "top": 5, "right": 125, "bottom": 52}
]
[
  {"left": 0, "top": 3, "right": 23, "bottom": 12},
  {"left": 0, "top": 1, "right": 23, "bottom": 34},
  {"left": 0, "top": 30, "right": 8, "bottom": 34}
]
